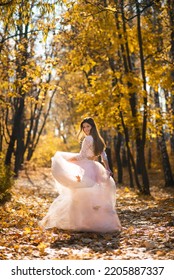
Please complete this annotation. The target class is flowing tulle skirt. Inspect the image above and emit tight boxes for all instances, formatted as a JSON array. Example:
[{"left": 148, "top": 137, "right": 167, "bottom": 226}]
[{"left": 39, "top": 152, "right": 121, "bottom": 233}]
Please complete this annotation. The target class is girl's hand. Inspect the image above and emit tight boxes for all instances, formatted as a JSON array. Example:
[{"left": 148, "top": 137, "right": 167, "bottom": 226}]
[
  {"left": 68, "top": 157, "right": 77, "bottom": 162},
  {"left": 87, "top": 156, "right": 98, "bottom": 160},
  {"left": 107, "top": 169, "right": 113, "bottom": 177}
]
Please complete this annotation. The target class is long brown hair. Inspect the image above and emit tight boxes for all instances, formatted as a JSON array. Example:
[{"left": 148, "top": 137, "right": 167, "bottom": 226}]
[{"left": 79, "top": 117, "right": 106, "bottom": 156}]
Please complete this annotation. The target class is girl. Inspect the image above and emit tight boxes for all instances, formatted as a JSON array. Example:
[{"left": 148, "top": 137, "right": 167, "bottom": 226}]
[{"left": 39, "top": 117, "right": 121, "bottom": 232}]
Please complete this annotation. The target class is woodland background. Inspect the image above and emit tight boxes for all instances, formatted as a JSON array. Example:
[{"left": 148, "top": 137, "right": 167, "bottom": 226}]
[{"left": 0, "top": 0, "right": 174, "bottom": 260}]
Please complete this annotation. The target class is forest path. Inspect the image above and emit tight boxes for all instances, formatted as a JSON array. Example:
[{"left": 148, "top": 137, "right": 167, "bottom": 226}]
[{"left": 0, "top": 167, "right": 174, "bottom": 260}]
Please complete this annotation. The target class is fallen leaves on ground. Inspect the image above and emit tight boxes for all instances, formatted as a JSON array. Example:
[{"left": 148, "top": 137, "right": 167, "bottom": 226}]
[{"left": 0, "top": 167, "right": 174, "bottom": 260}]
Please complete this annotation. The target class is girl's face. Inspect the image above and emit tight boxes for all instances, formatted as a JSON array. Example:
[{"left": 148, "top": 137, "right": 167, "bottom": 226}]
[{"left": 82, "top": 122, "right": 92, "bottom": 135}]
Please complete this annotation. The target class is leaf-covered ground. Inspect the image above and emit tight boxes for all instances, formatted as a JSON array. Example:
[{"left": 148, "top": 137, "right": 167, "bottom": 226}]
[{"left": 0, "top": 167, "right": 174, "bottom": 260}]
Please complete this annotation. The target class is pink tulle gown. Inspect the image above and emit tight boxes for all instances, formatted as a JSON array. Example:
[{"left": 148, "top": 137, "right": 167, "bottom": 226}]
[{"left": 39, "top": 135, "right": 121, "bottom": 233}]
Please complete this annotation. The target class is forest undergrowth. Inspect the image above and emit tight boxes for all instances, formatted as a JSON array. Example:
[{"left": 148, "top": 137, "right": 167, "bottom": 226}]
[{"left": 0, "top": 167, "right": 174, "bottom": 260}]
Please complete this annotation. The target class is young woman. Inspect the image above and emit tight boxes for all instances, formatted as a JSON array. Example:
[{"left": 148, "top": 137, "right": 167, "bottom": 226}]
[{"left": 39, "top": 117, "right": 121, "bottom": 232}]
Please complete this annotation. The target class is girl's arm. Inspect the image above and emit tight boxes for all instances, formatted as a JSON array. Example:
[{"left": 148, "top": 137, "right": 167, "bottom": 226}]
[
  {"left": 69, "top": 136, "right": 93, "bottom": 161},
  {"left": 101, "top": 151, "right": 113, "bottom": 175}
]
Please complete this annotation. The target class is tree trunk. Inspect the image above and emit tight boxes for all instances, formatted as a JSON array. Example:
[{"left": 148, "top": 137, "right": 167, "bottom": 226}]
[
  {"left": 0, "top": 119, "right": 3, "bottom": 152},
  {"left": 157, "top": 133, "right": 174, "bottom": 187},
  {"left": 170, "top": 134, "right": 174, "bottom": 154},
  {"left": 121, "top": 143, "right": 127, "bottom": 167},
  {"left": 119, "top": 110, "right": 142, "bottom": 190},
  {"left": 147, "top": 144, "right": 152, "bottom": 169},
  {"left": 167, "top": 0, "right": 174, "bottom": 156},
  {"left": 26, "top": 85, "right": 56, "bottom": 161},
  {"left": 5, "top": 98, "right": 24, "bottom": 169},
  {"left": 127, "top": 147, "right": 134, "bottom": 189},
  {"left": 168, "top": 0, "right": 174, "bottom": 81},
  {"left": 14, "top": 108, "right": 25, "bottom": 176},
  {"left": 119, "top": 0, "right": 149, "bottom": 192},
  {"left": 136, "top": 0, "right": 150, "bottom": 194},
  {"left": 114, "top": 133, "right": 123, "bottom": 184},
  {"left": 154, "top": 92, "right": 174, "bottom": 187}
]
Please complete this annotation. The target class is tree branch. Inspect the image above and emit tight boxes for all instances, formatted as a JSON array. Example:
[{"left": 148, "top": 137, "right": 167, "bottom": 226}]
[{"left": 0, "top": 0, "right": 14, "bottom": 6}]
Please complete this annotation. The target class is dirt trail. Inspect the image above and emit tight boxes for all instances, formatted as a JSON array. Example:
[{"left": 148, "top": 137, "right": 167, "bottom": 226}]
[{"left": 0, "top": 167, "right": 174, "bottom": 260}]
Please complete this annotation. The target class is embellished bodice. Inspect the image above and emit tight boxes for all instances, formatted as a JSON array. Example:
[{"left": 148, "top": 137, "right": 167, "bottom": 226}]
[{"left": 76, "top": 135, "right": 107, "bottom": 161}]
